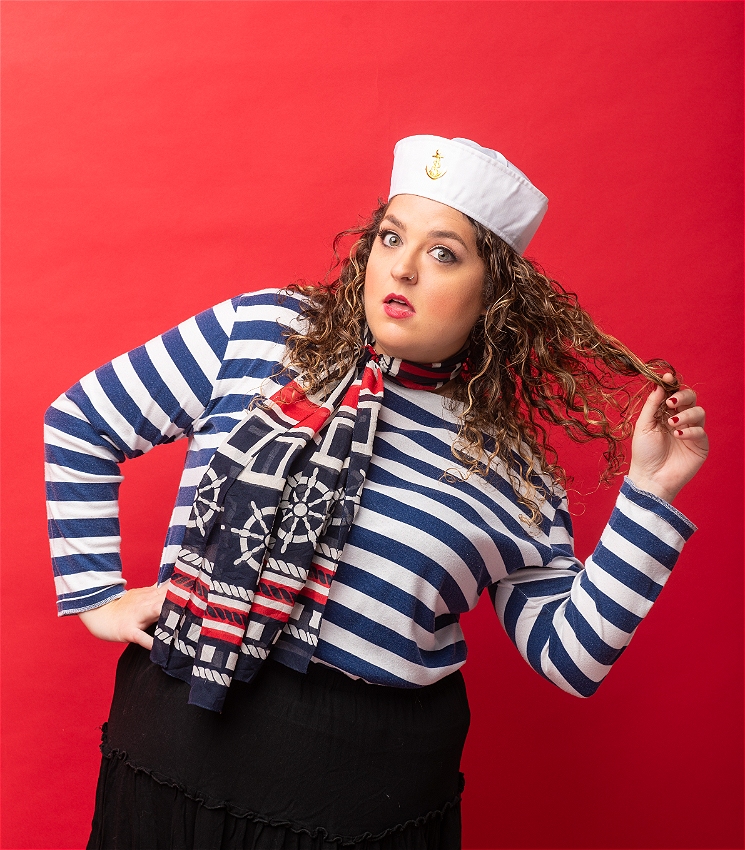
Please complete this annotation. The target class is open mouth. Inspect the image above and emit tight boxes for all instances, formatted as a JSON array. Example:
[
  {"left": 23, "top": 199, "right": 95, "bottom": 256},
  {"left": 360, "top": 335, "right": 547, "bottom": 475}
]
[{"left": 384, "top": 293, "right": 414, "bottom": 312}]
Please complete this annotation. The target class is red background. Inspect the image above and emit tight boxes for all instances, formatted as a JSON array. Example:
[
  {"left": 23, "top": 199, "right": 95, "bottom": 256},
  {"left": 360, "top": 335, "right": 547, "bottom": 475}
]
[{"left": 1, "top": 2, "right": 742, "bottom": 848}]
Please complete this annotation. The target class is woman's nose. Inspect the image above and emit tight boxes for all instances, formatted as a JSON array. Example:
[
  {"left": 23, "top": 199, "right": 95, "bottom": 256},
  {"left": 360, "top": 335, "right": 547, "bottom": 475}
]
[{"left": 391, "top": 254, "right": 417, "bottom": 283}]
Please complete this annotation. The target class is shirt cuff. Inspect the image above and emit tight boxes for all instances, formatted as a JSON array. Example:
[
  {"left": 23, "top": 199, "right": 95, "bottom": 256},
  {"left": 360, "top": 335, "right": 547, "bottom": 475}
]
[{"left": 622, "top": 476, "right": 697, "bottom": 540}]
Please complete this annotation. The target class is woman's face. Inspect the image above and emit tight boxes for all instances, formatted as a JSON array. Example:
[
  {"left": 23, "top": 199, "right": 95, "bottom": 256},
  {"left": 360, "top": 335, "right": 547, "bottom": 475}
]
[{"left": 363, "top": 194, "right": 486, "bottom": 363}]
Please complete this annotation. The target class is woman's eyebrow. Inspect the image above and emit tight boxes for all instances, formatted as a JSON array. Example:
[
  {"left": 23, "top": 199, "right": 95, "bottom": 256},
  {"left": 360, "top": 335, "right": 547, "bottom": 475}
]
[
  {"left": 382, "top": 214, "right": 406, "bottom": 231},
  {"left": 428, "top": 229, "right": 468, "bottom": 249},
  {"left": 382, "top": 216, "right": 469, "bottom": 250}
]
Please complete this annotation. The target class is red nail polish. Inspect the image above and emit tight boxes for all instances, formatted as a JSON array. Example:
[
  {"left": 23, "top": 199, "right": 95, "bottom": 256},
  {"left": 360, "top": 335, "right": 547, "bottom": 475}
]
[
  {"left": 676, "top": 429, "right": 683, "bottom": 436},
  {"left": 671, "top": 416, "right": 679, "bottom": 423},
  {"left": 670, "top": 397, "right": 678, "bottom": 405}
]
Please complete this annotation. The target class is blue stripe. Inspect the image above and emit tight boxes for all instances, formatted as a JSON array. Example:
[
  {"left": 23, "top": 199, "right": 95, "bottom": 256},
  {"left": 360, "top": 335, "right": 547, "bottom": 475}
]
[
  {"left": 194, "top": 305, "right": 230, "bottom": 361},
  {"left": 175, "top": 485, "right": 197, "bottom": 506},
  {"left": 621, "top": 479, "right": 696, "bottom": 540},
  {"left": 345, "top": 526, "right": 469, "bottom": 614},
  {"left": 220, "top": 358, "right": 285, "bottom": 383},
  {"left": 562, "top": 604, "right": 623, "bottom": 666},
  {"left": 434, "top": 612, "right": 459, "bottom": 630},
  {"left": 608, "top": 509, "right": 680, "bottom": 566},
  {"left": 324, "top": 600, "right": 467, "bottom": 669},
  {"left": 161, "top": 327, "right": 213, "bottom": 405},
  {"left": 232, "top": 319, "right": 289, "bottom": 343},
  {"left": 52, "top": 552, "right": 122, "bottom": 576},
  {"left": 510, "top": 574, "right": 576, "bottom": 599},
  {"left": 592, "top": 542, "right": 666, "bottom": 601},
  {"left": 128, "top": 347, "right": 194, "bottom": 434},
  {"left": 48, "top": 517, "right": 120, "bottom": 539},
  {"left": 62, "top": 384, "right": 131, "bottom": 458},
  {"left": 44, "top": 406, "right": 121, "bottom": 450},
  {"left": 183, "top": 446, "right": 223, "bottom": 469},
  {"left": 579, "top": 572, "right": 642, "bottom": 633},
  {"left": 554, "top": 504, "right": 574, "bottom": 537},
  {"left": 45, "top": 444, "right": 126, "bottom": 474},
  {"left": 333, "top": 562, "right": 437, "bottom": 633},
  {"left": 546, "top": 632, "right": 599, "bottom": 697},
  {"left": 96, "top": 362, "right": 163, "bottom": 446},
  {"left": 46, "top": 481, "right": 119, "bottom": 502},
  {"left": 241, "top": 289, "right": 304, "bottom": 312},
  {"left": 57, "top": 585, "right": 124, "bottom": 615},
  {"left": 312, "top": 645, "right": 414, "bottom": 688},
  {"left": 525, "top": 597, "right": 564, "bottom": 678},
  {"left": 496, "top": 584, "right": 529, "bottom": 644}
]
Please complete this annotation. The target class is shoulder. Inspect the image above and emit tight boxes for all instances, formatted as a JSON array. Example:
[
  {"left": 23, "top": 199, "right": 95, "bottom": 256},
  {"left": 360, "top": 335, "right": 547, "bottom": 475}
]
[
  {"left": 232, "top": 286, "right": 308, "bottom": 319},
  {"left": 227, "top": 287, "right": 310, "bottom": 342}
]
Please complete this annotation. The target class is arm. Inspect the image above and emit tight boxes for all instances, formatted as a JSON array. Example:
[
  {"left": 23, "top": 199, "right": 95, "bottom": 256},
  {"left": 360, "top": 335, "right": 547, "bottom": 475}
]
[
  {"left": 491, "top": 479, "right": 696, "bottom": 697},
  {"left": 45, "top": 297, "right": 239, "bottom": 643},
  {"left": 492, "top": 374, "right": 707, "bottom": 697}
]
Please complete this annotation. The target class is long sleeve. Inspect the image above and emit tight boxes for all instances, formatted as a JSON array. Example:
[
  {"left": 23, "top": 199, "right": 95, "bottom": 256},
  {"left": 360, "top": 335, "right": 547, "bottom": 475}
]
[
  {"left": 491, "top": 478, "right": 696, "bottom": 697},
  {"left": 44, "top": 297, "right": 239, "bottom": 615}
]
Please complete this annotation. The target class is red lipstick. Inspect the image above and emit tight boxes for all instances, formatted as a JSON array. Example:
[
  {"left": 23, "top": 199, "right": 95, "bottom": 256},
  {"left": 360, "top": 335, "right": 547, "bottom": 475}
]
[{"left": 383, "top": 293, "right": 415, "bottom": 319}]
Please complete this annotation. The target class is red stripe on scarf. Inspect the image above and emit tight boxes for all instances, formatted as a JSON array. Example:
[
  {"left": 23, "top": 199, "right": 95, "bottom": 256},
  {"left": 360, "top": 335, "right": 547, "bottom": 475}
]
[
  {"left": 274, "top": 380, "right": 332, "bottom": 431},
  {"left": 397, "top": 362, "right": 451, "bottom": 379},
  {"left": 298, "top": 586, "right": 329, "bottom": 606}
]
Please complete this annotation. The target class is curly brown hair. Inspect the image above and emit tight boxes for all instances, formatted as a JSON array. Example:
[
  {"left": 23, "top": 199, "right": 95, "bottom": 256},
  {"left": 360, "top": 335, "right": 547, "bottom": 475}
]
[{"left": 282, "top": 200, "right": 678, "bottom": 523}]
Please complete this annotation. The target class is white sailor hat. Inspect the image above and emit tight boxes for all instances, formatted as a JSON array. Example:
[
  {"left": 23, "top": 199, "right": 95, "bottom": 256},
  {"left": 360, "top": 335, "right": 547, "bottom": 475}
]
[{"left": 389, "top": 135, "right": 548, "bottom": 255}]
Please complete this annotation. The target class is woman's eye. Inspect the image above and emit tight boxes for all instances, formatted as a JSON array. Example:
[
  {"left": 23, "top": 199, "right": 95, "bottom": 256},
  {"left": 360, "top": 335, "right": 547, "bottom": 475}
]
[
  {"left": 380, "top": 231, "right": 401, "bottom": 248},
  {"left": 430, "top": 245, "right": 456, "bottom": 264}
]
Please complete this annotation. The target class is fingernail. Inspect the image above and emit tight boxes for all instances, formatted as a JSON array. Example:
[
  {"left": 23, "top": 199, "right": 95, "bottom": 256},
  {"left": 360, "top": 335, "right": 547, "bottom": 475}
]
[
  {"left": 670, "top": 397, "right": 678, "bottom": 405},
  {"left": 676, "top": 429, "right": 683, "bottom": 436},
  {"left": 670, "top": 416, "right": 679, "bottom": 424}
]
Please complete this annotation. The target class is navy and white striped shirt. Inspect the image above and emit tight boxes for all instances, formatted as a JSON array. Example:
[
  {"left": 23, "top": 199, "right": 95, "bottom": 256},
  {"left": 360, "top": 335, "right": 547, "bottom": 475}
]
[{"left": 45, "top": 288, "right": 696, "bottom": 697}]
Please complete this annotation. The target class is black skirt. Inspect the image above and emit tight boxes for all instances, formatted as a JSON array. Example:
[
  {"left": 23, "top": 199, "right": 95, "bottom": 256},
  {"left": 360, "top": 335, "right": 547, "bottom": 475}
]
[{"left": 87, "top": 642, "right": 471, "bottom": 849}]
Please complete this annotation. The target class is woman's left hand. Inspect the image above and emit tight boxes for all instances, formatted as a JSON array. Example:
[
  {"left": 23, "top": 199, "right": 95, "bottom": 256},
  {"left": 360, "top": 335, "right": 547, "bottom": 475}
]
[{"left": 627, "top": 373, "right": 709, "bottom": 504}]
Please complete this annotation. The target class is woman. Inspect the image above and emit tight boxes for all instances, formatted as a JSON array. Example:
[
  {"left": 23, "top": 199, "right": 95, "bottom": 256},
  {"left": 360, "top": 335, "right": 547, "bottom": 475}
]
[{"left": 45, "top": 135, "right": 708, "bottom": 848}]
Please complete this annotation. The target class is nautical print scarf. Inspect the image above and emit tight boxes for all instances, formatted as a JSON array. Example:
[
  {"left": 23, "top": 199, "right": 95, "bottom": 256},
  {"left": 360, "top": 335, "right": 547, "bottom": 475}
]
[{"left": 150, "top": 344, "right": 467, "bottom": 712}]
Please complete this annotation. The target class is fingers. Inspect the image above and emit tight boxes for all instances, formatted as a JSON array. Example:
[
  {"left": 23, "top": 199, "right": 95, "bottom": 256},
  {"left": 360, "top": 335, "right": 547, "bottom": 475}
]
[
  {"left": 667, "top": 405, "right": 706, "bottom": 431},
  {"left": 130, "top": 629, "right": 155, "bottom": 651},
  {"left": 665, "top": 388, "right": 697, "bottom": 412},
  {"left": 671, "top": 425, "right": 707, "bottom": 442},
  {"left": 132, "top": 583, "right": 168, "bottom": 630},
  {"left": 637, "top": 382, "right": 667, "bottom": 430}
]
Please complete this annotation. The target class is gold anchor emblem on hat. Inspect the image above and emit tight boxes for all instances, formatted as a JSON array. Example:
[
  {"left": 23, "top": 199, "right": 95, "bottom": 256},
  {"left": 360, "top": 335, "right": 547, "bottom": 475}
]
[{"left": 425, "top": 149, "right": 447, "bottom": 180}]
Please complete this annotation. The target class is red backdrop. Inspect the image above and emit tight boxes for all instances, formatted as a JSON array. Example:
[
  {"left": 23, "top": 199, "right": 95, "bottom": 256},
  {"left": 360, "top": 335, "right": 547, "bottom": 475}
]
[{"left": 1, "top": 2, "right": 742, "bottom": 848}]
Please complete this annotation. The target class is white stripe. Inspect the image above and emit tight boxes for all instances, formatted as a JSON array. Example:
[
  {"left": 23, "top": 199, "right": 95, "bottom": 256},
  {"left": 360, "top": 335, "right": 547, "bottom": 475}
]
[
  {"left": 600, "top": 525, "right": 672, "bottom": 585},
  {"left": 179, "top": 315, "right": 223, "bottom": 385},
  {"left": 50, "top": 535, "right": 121, "bottom": 558},
  {"left": 202, "top": 619, "right": 245, "bottom": 640},
  {"left": 78, "top": 371, "right": 152, "bottom": 453},
  {"left": 538, "top": 640, "right": 584, "bottom": 696},
  {"left": 547, "top": 603, "right": 614, "bottom": 683},
  {"left": 318, "top": 620, "right": 464, "bottom": 686},
  {"left": 55, "top": 571, "right": 125, "bottom": 594},
  {"left": 572, "top": 579, "right": 635, "bottom": 648},
  {"left": 44, "top": 462, "right": 122, "bottom": 485},
  {"left": 212, "top": 297, "right": 239, "bottom": 337},
  {"left": 584, "top": 554, "right": 654, "bottom": 618},
  {"left": 145, "top": 335, "right": 206, "bottom": 421},
  {"left": 616, "top": 490, "right": 687, "bottom": 551},
  {"left": 47, "top": 500, "right": 118, "bottom": 520},
  {"left": 44, "top": 422, "right": 122, "bottom": 460},
  {"left": 329, "top": 582, "right": 464, "bottom": 652},
  {"left": 111, "top": 353, "right": 181, "bottom": 439}
]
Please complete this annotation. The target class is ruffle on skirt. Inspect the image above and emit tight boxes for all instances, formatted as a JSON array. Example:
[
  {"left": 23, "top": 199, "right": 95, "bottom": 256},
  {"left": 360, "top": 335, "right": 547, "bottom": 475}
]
[
  {"left": 87, "top": 644, "right": 470, "bottom": 850},
  {"left": 89, "top": 734, "right": 464, "bottom": 849}
]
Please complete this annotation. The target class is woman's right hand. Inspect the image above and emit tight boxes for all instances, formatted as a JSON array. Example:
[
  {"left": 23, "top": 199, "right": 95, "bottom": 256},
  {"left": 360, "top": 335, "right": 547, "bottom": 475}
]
[{"left": 78, "top": 582, "right": 170, "bottom": 650}]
